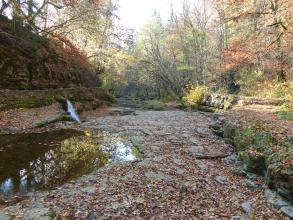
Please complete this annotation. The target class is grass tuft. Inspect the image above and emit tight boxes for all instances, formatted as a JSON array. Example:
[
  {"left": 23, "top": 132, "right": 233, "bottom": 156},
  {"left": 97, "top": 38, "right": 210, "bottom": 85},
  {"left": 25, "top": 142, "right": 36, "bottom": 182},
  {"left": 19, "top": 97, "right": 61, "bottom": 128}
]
[{"left": 145, "top": 100, "right": 165, "bottom": 110}]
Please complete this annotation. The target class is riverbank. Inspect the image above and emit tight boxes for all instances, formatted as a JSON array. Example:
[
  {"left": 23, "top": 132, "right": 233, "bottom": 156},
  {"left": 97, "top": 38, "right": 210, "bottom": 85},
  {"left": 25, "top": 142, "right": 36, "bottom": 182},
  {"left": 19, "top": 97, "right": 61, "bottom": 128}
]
[{"left": 0, "top": 88, "right": 114, "bottom": 134}]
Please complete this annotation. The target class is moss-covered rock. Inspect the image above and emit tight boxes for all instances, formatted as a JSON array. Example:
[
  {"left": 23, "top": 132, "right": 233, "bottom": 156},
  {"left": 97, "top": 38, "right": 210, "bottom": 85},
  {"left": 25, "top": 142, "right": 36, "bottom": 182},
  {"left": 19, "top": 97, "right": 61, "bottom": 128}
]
[
  {"left": 222, "top": 120, "right": 293, "bottom": 203},
  {"left": 239, "top": 151, "right": 266, "bottom": 174},
  {"left": 0, "top": 88, "right": 115, "bottom": 112},
  {"left": 202, "top": 94, "right": 237, "bottom": 109},
  {"left": 1, "top": 95, "right": 55, "bottom": 111},
  {"left": 266, "top": 140, "right": 293, "bottom": 202},
  {"left": 233, "top": 128, "right": 255, "bottom": 152}
]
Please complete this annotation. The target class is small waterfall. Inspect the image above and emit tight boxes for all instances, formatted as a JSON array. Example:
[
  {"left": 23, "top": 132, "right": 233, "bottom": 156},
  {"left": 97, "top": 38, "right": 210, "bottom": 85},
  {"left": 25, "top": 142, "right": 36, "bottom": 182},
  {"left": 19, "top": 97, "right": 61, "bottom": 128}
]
[{"left": 66, "top": 100, "right": 81, "bottom": 123}]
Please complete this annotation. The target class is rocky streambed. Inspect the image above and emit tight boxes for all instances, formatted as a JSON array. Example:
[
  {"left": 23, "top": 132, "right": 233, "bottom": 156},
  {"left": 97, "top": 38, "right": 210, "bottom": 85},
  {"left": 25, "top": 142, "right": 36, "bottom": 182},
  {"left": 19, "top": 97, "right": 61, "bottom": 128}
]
[{"left": 0, "top": 108, "right": 291, "bottom": 219}]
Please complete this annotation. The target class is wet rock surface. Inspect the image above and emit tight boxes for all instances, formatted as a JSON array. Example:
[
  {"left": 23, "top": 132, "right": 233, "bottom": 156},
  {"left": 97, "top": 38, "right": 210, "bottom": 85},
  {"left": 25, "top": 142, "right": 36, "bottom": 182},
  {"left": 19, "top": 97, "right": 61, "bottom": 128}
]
[
  {"left": 0, "top": 110, "right": 289, "bottom": 219},
  {"left": 281, "top": 206, "right": 293, "bottom": 219},
  {"left": 0, "top": 211, "right": 13, "bottom": 220}
]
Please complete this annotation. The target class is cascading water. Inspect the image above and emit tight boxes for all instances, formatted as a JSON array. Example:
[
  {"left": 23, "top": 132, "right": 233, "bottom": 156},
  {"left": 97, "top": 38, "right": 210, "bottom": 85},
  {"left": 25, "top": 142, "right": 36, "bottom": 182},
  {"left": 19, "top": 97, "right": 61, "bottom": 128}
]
[{"left": 66, "top": 100, "right": 81, "bottom": 123}]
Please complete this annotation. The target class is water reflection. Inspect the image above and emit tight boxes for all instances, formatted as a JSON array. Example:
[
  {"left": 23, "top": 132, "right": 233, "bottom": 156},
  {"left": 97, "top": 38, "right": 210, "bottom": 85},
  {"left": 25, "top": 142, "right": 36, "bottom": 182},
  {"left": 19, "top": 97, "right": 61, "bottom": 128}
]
[
  {"left": 0, "top": 130, "right": 138, "bottom": 199},
  {"left": 99, "top": 134, "right": 137, "bottom": 162}
]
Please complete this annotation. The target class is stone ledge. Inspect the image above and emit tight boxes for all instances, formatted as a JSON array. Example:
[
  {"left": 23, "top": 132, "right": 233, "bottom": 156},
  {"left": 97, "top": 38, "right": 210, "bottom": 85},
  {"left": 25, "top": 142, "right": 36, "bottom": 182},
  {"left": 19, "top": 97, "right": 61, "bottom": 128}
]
[{"left": 202, "top": 93, "right": 292, "bottom": 110}]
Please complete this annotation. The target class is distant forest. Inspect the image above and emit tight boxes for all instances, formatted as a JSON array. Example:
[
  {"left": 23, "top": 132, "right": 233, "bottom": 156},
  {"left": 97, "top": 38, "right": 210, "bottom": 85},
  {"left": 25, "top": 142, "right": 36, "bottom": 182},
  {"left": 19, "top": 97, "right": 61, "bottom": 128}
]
[{"left": 0, "top": 0, "right": 292, "bottom": 99}]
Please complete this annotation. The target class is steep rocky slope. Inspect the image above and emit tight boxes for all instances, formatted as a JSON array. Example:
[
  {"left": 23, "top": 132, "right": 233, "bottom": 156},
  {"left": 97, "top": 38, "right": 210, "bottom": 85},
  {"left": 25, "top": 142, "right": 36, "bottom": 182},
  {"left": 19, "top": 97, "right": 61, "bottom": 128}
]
[{"left": 0, "top": 15, "right": 98, "bottom": 89}]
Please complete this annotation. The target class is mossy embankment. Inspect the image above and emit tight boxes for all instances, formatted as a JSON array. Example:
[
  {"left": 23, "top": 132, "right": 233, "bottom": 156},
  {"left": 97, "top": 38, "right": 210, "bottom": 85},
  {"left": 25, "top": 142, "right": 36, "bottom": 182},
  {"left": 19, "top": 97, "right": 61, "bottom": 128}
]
[
  {"left": 224, "top": 122, "right": 292, "bottom": 201},
  {"left": 210, "top": 103, "right": 293, "bottom": 204},
  {"left": 0, "top": 88, "right": 115, "bottom": 112}
]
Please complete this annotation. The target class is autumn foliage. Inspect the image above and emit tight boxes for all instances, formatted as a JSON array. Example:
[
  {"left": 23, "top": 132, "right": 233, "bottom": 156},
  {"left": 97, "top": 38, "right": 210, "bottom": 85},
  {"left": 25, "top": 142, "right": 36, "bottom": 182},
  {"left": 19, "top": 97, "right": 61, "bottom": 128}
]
[
  {"left": 214, "top": 0, "right": 293, "bottom": 82},
  {"left": 0, "top": 15, "right": 98, "bottom": 89}
]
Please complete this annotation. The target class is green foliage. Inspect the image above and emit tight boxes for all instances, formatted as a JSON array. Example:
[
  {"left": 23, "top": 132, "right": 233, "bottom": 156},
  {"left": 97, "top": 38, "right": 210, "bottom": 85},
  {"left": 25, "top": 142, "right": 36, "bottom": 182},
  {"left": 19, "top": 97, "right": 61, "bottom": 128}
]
[
  {"left": 240, "top": 73, "right": 293, "bottom": 99},
  {"left": 104, "top": 2, "right": 217, "bottom": 99},
  {"left": 182, "top": 85, "right": 208, "bottom": 109},
  {"left": 230, "top": 123, "right": 275, "bottom": 174},
  {"left": 239, "top": 150, "right": 266, "bottom": 174},
  {"left": 145, "top": 100, "right": 165, "bottom": 110},
  {"left": 136, "top": 12, "right": 165, "bottom": 52},
  {"left": 268, "top": 137, "right": 293, "bottom": 174},
  {"left": 229, "top": 121, "right": 293, "bottom": 178},
  {"left": 38, "top": 95, "right": 55, "bottom": 106},
  {"left": 176, "top": 65, "right": 195, "bottom": 71},
  {"left": 2, "top": 95, "right": 55, "bottom": 110},
  {"left": 259, "top": 82, "right": 293, "bottom": 99},
  {"left": 234, "top": 127, "right": 256, "bottom": 152},
  {"left": 276, "top": 102, "right": 293, "bottom": 121},
  {"left": 279, "top": 102, "right": 293, "bottom": 111},
  {"left": 276, "top": 111, "right": 293, "bottom": 121},
  {"left": 101, "top": 92, "right": 116, "bottom": 103},
  {"left": 233, "top": 122, "right": 273, "bottom": 155},
  {"left": 223, "top": 125, "right": 236, "bottom": 144},
  {"left": 7, "top": 99, "right": 36, "bottom": 109},
  {"left": 252, "top": 133, "right": 273, "bottom": 155},
  {"left": 131, "top": 146, "right": 143, "bottom": 160}
]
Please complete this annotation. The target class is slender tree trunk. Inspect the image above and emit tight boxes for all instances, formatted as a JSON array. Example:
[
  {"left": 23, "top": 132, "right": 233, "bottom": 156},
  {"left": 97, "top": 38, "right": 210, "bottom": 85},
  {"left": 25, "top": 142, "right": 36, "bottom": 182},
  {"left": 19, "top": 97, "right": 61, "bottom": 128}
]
[{"left": 271, "top": 0, "right": 286, "bottom": 82}]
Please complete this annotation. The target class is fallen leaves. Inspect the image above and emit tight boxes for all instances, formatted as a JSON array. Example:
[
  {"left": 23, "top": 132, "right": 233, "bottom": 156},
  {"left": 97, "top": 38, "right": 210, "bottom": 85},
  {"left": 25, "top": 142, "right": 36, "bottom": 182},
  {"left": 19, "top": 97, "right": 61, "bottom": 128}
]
[{"left": 1, "top": 109, "right": 290, "bottom": 219}]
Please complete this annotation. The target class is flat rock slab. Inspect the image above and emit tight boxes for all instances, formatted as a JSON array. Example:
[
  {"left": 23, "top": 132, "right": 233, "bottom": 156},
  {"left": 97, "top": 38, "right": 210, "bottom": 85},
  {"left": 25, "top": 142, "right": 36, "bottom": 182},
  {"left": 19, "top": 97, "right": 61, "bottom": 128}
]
[
  {"left": 0, "top": 212, "right": 13, "bottom": 220},
  {"left": 24, "top": 208, "right": 52, "bottom": 220},
  {"left": 187, "top": 145, "right": 205, "bottom": 156}
]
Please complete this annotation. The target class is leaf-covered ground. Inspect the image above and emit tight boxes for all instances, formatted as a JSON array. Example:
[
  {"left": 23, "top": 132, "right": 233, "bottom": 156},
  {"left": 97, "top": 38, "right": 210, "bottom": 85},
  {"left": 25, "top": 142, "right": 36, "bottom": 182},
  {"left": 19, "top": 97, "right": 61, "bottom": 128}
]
[
  {"left": 1, "top": 109, "right": 290, "bottom": 219},
  {"left": 0, "top": 103, "right": 64, "bottom": 133},
  {"left": 227, "top": 104, "right": 293, "bottom": 137}
]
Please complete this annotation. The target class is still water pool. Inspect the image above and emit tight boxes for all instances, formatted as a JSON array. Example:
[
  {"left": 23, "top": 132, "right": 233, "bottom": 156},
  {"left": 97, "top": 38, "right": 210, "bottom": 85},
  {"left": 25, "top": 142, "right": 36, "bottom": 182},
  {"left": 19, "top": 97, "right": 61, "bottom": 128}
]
[{"left": 0, "top": 129, "right": 138, "bottom": 199}]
